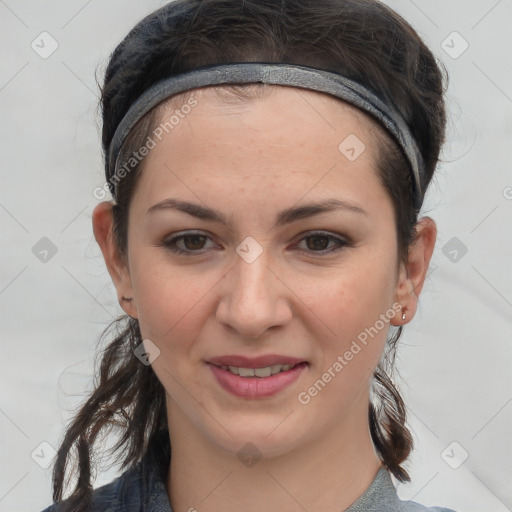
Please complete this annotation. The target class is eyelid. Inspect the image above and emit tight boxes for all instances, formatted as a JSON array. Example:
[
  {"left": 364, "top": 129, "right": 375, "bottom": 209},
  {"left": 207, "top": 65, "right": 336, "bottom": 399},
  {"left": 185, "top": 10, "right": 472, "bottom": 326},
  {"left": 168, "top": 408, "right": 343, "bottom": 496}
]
[
  {"left": 163, "top": 230, "right": 217, "bottom": 253},
  {"left": 294, "top": 229, "right": 349, "bottom": 242},
  {"left": 292, "top": 230, "right": 351, "bottom": 254}
]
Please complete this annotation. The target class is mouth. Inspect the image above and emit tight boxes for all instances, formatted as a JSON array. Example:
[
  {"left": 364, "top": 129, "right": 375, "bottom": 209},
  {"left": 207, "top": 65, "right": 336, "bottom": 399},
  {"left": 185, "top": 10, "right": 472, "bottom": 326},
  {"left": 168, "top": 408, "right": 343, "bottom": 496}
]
[
  {"left": 206, "top": 355, "right": 309, "bottom": 399},
  {"left": 209, "top": 361, "right": 306, "bottom": 378}
]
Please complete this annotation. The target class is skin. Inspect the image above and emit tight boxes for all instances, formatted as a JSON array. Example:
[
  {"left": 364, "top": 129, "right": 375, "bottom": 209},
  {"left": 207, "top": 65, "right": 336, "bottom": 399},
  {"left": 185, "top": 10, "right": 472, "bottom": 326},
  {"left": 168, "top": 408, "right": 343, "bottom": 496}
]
[{"left": 93, "top": 86, "right": 436, "bottom": 512}]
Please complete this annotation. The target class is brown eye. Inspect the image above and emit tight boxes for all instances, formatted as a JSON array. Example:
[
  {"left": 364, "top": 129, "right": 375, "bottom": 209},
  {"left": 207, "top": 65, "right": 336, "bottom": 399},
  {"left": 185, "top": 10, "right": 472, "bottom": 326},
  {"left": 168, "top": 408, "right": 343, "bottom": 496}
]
[
  {"left": 305, "top": 235, "right": 331, "bottom": 251},
  {"left": 182, "top": 235, "right": 207, "bottom": 250},
  {"left": 296, "top": 231, "right": 350, "bottom": 254},
  {"left": 163, "top": 231, "right": 216, "bottom": 255}
]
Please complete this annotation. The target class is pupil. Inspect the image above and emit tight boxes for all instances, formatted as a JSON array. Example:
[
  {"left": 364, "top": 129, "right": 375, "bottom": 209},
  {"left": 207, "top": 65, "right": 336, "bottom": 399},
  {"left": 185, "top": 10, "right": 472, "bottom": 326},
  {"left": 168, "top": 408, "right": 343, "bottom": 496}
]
[
  {"left": 185, "top": 235, "right": 205, "bottom": 250},
  {"left": 308, "top": 236, "right": 328, "bottom": 250}
]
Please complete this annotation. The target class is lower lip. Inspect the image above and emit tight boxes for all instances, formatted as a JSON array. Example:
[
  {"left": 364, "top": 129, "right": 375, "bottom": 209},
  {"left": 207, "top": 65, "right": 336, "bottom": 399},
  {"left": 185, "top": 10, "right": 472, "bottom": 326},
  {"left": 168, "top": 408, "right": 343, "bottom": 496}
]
[{"left": 208, "top": 362, "right": 308, "bottom": 399}]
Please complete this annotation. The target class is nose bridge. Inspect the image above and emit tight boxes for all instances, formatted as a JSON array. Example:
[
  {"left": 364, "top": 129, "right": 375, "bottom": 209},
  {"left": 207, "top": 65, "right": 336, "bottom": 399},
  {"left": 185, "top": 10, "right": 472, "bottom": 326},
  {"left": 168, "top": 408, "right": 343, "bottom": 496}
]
[
  {"left": 235, "top": 246, "right": 272, "bottom": 303},
  {"left": 216, "top": 240, "right": 291, "bottom": 338}
]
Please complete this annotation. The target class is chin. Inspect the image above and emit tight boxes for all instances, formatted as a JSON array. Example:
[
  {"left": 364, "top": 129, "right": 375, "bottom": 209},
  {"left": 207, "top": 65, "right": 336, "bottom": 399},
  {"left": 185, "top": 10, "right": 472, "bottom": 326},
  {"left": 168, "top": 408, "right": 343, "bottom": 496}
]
[{"left": 204, "top": 413, "right": 308, "bottom": 460}]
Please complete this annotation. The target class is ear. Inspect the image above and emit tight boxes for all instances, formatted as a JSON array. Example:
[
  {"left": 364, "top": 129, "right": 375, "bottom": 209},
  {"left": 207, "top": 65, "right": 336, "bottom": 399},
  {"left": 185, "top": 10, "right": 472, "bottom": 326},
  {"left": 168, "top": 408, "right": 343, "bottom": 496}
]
[
  {"left": 92, "top": 201, "right": 138, "bottom": 319},
  {"left": 391, "top": 216, "right": 437, "bottom": 325}
]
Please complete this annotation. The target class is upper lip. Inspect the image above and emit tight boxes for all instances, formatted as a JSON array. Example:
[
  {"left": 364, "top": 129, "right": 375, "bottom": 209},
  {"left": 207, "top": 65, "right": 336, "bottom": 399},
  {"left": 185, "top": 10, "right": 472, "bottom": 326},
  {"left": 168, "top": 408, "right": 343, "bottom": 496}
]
[{"left": 208, "top": 354, "right": 307, "bottom": 368}]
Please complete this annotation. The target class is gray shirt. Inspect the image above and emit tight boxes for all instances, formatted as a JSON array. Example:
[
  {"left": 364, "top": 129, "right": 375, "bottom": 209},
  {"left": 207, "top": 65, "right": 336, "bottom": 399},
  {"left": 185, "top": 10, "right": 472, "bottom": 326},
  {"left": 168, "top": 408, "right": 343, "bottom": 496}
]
[{"left": 345, "top": 467, "right": 456, "bottom": 511}]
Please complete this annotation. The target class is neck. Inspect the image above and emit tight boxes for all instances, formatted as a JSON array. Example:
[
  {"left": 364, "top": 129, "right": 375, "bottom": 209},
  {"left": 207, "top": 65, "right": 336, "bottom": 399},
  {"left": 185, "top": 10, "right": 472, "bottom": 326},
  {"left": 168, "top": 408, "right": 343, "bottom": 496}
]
[{"left": 165, "top": 395, "right": 383, "bottom": 512}]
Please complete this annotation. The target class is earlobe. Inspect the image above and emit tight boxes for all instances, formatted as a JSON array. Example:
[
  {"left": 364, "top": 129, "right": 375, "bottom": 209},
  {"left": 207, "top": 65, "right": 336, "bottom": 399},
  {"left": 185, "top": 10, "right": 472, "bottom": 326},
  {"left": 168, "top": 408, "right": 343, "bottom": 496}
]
[
  {"left": 391, "top": 217, "right": 437, "bottom": 325},
  {"left": 92, "top": 201, "right": 138, "bottom": 318}
]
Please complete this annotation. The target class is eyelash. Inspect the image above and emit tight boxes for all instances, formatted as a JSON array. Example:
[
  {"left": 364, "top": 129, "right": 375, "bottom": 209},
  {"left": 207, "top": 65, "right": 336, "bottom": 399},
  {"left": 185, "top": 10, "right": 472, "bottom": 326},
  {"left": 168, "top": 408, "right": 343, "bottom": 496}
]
[{"left": 162, "top": 230, "right": 351, "bottom": 256}]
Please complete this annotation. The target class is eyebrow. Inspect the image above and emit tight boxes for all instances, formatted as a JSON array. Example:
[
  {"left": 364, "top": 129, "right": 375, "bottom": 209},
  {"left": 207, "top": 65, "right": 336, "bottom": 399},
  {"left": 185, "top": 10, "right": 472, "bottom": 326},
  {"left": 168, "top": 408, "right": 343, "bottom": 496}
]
[{"left": 146, "top": 197, "right": 367, "bottom": 227}]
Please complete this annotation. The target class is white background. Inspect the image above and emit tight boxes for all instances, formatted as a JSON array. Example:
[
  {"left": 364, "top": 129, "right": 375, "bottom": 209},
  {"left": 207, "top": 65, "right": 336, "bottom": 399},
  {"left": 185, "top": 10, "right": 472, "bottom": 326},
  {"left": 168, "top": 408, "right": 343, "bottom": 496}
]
[{"left": 1, "top": 1, "right": 511, "bottom": 511}]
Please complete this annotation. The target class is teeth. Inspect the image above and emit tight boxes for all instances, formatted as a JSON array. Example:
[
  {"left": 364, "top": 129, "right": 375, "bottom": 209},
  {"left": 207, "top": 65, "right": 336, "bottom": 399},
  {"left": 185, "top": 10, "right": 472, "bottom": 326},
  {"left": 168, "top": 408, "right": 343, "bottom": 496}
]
[
  {"left": 254, "top": 367, "right": 272, "bottom": 377},
  {"left": 238, "top": 367, "right": 255, "bottom": 377},
  {"left": 219, "top": 363, "right": 297, "bottom": 377}
]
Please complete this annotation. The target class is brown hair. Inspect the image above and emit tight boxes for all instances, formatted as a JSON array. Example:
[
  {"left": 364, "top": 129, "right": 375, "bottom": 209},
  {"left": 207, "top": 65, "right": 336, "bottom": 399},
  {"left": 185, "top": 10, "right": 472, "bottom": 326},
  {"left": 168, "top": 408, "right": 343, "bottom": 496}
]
[{"left": 52, "top": 0, "right": 447, "bottom": 509}]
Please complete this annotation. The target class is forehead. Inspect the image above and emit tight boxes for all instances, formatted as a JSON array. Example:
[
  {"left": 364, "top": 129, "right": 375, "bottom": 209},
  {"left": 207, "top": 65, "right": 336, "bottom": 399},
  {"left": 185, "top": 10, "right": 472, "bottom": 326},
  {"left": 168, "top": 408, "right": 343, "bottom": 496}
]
[
  {"left": 153, "top": 84, "right": 382, "bottom": 163},
  {"left": 129, "top": 84, "right": 389, "bottom": 211}
]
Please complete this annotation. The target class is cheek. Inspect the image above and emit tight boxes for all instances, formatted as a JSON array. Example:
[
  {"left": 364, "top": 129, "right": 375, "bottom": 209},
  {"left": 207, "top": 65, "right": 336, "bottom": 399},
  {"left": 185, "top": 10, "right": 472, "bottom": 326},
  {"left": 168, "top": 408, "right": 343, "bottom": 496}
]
[
  {"left": 303, "top": 256, "right": 396, "bottom": 385},
  {"left": 302, "top": 289, "right": 390, "bottom": 414},
  {"left": 307, "top": 260, "right": 395, "bottom": 337},
  {"left": 130, "top": 253, "right": 220, "bottom": 347}
]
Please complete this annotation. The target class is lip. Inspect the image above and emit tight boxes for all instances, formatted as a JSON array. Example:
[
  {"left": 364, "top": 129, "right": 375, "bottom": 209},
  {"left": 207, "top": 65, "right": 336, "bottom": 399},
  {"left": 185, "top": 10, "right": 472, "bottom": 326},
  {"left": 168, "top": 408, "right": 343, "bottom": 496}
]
[
  {"left": 207, "top": 359, "right": 308, "bottom": 399},
  {"left": 208, "top": 354, "right": 306, "bottom": 369}
]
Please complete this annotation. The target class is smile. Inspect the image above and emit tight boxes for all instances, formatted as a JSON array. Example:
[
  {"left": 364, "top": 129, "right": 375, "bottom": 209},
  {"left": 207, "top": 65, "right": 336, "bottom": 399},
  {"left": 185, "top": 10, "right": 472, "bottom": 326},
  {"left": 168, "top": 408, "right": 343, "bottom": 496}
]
[
  {"left": 212, "top": 362, "right": 300, "bottom": 377},
  {"left": 208, "top": 361, "right": 308, "bottom": 398}
]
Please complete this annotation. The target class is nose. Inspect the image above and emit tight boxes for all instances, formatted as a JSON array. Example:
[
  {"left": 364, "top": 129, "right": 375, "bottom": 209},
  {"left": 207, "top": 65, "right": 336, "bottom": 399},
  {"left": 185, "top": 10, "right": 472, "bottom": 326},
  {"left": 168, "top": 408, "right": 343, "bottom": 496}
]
[{"left": 215, "top": 246, "right": 293, "bottom": 339}]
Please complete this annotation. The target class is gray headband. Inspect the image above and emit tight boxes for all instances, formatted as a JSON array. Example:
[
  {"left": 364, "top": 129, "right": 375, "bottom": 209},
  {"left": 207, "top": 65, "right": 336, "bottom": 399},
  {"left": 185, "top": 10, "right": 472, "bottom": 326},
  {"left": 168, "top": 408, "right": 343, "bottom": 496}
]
[{"left": 108, "top": 62, "right": 424, "bottom": 209}]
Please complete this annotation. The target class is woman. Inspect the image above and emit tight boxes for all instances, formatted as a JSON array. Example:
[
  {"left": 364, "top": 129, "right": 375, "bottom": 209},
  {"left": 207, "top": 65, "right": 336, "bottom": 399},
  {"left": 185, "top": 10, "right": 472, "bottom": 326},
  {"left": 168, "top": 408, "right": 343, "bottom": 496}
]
[{"left": 42, "top": 0, "right": 456, "bottom": 510}]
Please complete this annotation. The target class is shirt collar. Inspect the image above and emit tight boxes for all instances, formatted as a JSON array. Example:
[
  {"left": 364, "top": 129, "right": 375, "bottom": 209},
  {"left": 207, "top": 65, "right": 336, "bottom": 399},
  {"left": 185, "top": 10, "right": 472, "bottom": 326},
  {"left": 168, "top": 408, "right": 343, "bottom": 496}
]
[{"left": 345, "top": 467, "right": 403, "bottom": 511}]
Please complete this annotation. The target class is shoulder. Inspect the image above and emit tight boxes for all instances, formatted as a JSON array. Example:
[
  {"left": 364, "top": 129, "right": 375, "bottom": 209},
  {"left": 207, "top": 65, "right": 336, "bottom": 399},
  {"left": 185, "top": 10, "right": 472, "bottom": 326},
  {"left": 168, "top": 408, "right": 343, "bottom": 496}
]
[
  {"left": 346, "top": 466, "right": 459, "bottom": 512},
  {"left": 39, "top": 464, "right": 143, "bottom": 512},
  {"left": 40, "top": 431, "right": 171, "bottom": 512},
  {"left": 396, "top": 485, "right": 458, "bottom": 512}
]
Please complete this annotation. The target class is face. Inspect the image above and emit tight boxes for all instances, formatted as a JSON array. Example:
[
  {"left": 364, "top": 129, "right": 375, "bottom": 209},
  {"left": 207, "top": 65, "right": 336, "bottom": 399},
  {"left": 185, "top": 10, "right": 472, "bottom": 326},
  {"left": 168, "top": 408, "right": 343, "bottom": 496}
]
[{"left": 107, "top": 86, "right": 412, "bottom": 458}]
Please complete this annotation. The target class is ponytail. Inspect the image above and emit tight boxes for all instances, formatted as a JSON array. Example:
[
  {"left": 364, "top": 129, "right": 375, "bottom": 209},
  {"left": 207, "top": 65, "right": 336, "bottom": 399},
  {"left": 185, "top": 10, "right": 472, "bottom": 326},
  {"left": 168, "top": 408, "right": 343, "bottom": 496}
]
[{"left": 52, "top": 316, "right": 167, "bottom": 510}]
